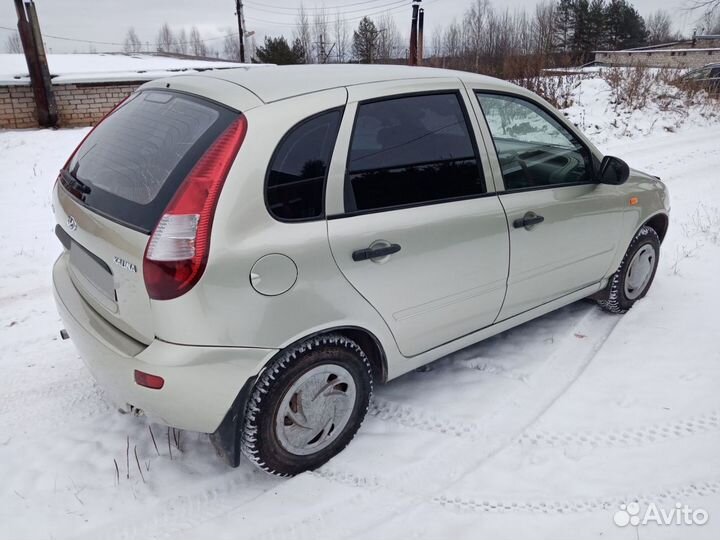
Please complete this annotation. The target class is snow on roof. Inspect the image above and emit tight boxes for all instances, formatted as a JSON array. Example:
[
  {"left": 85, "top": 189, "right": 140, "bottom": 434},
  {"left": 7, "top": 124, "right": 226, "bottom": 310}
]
[{"left": 0, "top": 53, "right": 269, "bottom": 86}]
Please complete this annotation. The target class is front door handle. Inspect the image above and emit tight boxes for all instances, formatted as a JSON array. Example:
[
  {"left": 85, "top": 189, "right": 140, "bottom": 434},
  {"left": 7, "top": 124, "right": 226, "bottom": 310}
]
[
  {"left": 352, "top": 243, "right": 401, "bottom": 262},
  {"left": 513, "top": 211, "right": 545, "bottom": 230}
]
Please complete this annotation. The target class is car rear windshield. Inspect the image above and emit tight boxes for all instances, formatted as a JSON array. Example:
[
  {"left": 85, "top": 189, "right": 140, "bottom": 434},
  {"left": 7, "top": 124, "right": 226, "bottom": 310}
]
[{"left": 63, "top": 90, "right": 239, "bottom": 233}]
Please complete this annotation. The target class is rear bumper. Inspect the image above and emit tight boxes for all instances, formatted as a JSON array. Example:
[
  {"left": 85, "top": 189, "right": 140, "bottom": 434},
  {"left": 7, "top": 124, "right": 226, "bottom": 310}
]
[{"left": 52, "top": 253, "right": 276, "bottom": 434}]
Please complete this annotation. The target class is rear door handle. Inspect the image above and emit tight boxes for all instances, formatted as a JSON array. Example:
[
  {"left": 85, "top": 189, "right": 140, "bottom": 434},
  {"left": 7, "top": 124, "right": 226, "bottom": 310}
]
[
  {"left": 513, "top": 211, "right": 545, "bottom": 230},
  {"left": 352, "top": 243, "right": 401, "bottom": 262}
]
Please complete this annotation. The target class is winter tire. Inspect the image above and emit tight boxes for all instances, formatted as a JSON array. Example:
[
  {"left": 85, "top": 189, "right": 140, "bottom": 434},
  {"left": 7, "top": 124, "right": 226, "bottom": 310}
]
[
  {"left": 241, "top": 334, "right": 373, "bottom": 477},
  {"left": 596, "top": 225, "right": 660, "bottom": 314}
]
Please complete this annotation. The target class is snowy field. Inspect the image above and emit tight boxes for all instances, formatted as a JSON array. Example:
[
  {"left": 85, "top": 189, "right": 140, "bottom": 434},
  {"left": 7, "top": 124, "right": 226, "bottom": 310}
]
[{"left": 1, "top": 76, "right": 719, "bottom": 539}]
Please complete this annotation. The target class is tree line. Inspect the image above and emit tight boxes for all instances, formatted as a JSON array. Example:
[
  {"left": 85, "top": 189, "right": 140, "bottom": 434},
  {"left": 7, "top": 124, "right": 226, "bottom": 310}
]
[{"left": 5, "top": 0, "right": 720, "bottom": 75}]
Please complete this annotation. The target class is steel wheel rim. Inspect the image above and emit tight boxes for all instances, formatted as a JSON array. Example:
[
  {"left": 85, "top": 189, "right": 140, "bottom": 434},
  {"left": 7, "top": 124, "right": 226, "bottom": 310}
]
[
  {"left": 624, "top": 244, "right": 656, "bottom": 300},
  {"left": 275, "top": 364, "right": 357, "bottom": 456}
]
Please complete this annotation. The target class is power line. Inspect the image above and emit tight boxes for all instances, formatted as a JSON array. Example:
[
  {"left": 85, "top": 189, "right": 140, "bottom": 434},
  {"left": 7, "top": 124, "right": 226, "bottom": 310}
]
[
  {"left": 245, "top": 0, "right": 429, "bottom": 28},
  {"left": 1, "top": 1, "right": 436, "bottom": 49},
  {"left": 0, "top": 24, "right": 237, "bottom": 47},
  {"left": 245, "top": 0, "right": 407, "bottom": 16},
  {"left": 245, "top": 0, "right": 405, "bottom": 11}
]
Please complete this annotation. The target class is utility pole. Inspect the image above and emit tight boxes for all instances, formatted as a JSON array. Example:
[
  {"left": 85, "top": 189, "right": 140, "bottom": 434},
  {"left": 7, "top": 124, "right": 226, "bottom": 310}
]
[
  {"left": 418, "top": 8, "right": 424, "bottom": 65},
  {"left": 14, "top": 0, "right": 57, "bottom": 127},
  {"left": 235, "top": 0, "right": 246, "bottom": 62},
  {"left": 319, "top": 34, "right": 325, "bottom": 64},
  {"left": 409, "top": 0, "right": 421, "bottom": 66}
]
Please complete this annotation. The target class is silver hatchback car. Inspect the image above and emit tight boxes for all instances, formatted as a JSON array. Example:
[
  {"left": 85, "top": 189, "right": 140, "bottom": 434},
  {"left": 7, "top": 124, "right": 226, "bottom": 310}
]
[{"left": 52, "top": 65, "right": 669, "bottom": 476}]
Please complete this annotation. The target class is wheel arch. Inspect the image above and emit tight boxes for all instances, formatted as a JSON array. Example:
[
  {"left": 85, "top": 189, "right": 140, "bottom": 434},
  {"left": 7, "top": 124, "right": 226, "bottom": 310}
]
[
  {"left": 278, "top": 326, "right": 388, "bottom": 384},
  {"left": 642, "top": 212, "right": 669, "bottom": 243},
  {"left": 257, "top": 325, "right": 389, "bottom": 386}
]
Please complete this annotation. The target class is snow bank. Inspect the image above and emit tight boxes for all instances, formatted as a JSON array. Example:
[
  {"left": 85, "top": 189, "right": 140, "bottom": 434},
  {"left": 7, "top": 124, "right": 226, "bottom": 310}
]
[{"left": 560, "top": 73, "right": 720, "bottom": 145}]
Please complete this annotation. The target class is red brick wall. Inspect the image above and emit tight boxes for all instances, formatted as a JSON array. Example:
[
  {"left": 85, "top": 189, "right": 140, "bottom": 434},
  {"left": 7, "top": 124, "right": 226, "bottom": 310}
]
[{"left": 0, "top": 81, "right": 143, "bottom": 129}]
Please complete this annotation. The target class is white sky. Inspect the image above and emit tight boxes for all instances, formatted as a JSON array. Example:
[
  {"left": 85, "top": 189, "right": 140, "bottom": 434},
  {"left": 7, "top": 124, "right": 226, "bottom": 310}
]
[{"left": 0, "top": 0, "right": 706, "bottom": 55}]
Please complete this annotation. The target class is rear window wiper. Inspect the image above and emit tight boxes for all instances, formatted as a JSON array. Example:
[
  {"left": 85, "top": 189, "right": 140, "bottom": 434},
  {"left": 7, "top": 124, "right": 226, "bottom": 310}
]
[{"left": 61, "top": 169, "right": 92, "bottom": 194}]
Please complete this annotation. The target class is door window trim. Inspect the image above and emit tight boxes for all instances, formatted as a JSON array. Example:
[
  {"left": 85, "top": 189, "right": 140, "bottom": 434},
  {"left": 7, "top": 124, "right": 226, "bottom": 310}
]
[
  {"left": 474, "top": 90, "right": 601, "bottom": 194},
  {"left": 263, "top": 105, "right": 345, "bottom": 223},
  {"left": 332, "top": 89, "right": 490, "bottom": 219}
]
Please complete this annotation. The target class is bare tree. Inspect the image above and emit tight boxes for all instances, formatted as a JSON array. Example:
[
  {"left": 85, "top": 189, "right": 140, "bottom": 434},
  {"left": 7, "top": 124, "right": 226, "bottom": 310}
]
[
  {"left": 429, "top": 28, "right": 443, "bottom": 61},
  {"left": 533, "top": 1, "right": 555, "bottom": 56},
  {"left": 313, "top": 7, "right": 330, "bottom": 63},
  {"left": 690, "top": 0, "right": 720, "bottom": 15},
  {"left": 646, "top": 10, "right": 673, "bottom": 44},
  {"left": 333, "top": 11, "right": 350, "bottom": 63},
  {"left": 177, "top": 28, "right": 188, "bottom": 55},
  {"left": 699, "top": 9, "right": 720, "bottom": 33},
  {"left": 123, "top": 27, "right": 143, "bottom": 54},
  {"left": 466, "top": 0, "right": 490, "bottom": 72},
  {"left": 295, "top": 4, "right": 313, "bottom": 63},
  {"left": 443, "top": 20, "right": 463, "bottom": 65},
  {"left": 156, "top": 23, "right": 175, "bottom": 53},
  {"left": 376, "top": 12, "right": 402, "bottom": 61},
  {"left": 223, "top": 29, "right": 241, "bottom": 61},
  {"left": 189, "top": 27, "right": 207, "bottom": 57},
  {"left": 4, "top": 31, "right": 22, "bottom": 53}
]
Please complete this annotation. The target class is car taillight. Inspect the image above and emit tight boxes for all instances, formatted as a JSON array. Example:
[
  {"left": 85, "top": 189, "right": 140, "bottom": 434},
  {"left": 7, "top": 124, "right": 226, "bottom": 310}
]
[{"left": 143, "top": 115, "right": 248, "bottom": 301}]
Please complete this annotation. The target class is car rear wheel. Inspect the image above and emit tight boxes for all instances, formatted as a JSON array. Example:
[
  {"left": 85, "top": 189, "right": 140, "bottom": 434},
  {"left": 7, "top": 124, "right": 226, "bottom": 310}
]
[
  {"left": 596, "top": 225, "right": 660, "bottom": 314},
  {"left": 241, "top": 334, "right": 373, "bottom": 477}
]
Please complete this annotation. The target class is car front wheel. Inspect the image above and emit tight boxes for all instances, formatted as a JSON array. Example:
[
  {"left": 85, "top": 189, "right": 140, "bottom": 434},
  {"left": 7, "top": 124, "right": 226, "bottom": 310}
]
[
  {"left": 596, "top": 225, "right": 660, "bottom": 314},
  {"left": 241, "top": 334, "right": 373, "bottom": 477}
]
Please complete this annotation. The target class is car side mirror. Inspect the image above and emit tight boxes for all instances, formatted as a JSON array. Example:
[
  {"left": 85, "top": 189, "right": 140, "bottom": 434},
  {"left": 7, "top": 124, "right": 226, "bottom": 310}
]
[{"left": 599, "top": 156, "right": 630, "bottom": 185}]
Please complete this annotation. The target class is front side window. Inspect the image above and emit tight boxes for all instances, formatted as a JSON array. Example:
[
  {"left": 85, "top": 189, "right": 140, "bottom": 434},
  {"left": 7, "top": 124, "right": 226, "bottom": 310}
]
[
  {"left": 346, "top": 93, "right": 484, "bottom": 213},
  {"left": 476, "top": 93, "right": 593, "bottom": 191},
  {"left": 266, "top": 109, "right": 342, "bottom": 220}
]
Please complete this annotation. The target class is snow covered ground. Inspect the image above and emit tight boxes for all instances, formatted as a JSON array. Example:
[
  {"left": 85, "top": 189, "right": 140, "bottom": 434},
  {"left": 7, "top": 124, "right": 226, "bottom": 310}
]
[{"left": 0, "top": 76, "right": 719, "bottom": 539}]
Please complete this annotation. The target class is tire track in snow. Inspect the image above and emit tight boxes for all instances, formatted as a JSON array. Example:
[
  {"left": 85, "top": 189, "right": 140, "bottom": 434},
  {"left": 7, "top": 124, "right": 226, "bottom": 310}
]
[
  {"left": 245, "top": 307, "right": 625, "bottom": 540},
  {"left": 433, "top": 478, "right": 720, "bottom": 515},
  {"left": 518, "top": 409, "right": 720, "bottom": 448},
  {"left": 370, "top": 398, "right": 720, "bottom": 449}
]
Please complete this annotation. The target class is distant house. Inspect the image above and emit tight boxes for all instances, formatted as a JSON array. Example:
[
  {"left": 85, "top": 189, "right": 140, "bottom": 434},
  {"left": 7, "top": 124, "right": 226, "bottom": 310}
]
[{"left": 594, "top": 35, "right": 720, "bottom": 69}]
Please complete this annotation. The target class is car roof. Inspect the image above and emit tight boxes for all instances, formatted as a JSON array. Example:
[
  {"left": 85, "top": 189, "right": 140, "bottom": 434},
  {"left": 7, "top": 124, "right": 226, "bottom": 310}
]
[{"left": 200, "top": 64, "right": 516, "bottom": 104}]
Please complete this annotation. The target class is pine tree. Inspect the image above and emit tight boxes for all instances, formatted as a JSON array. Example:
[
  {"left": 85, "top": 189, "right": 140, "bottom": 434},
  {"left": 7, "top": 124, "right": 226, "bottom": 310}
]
[
  {"left": 353, "top": 17, "right": 380, "bottom": 63},
  {"left": 572, "top": 0, "right": 591, "bottom": 58},
  {"left": 553, "top": 0, "right": 577, "bottom": 53},
  {"left": 586, "top": 0, "right": 606, "bottom": 50},
  {"left": 255, "top": 36, "right": 305, "bottom": 65},
  {"left": 604, "top": 0, "right": 646, "bottom": 50},
  {"left": 618, "top": 3, "right": 647, "bottom": 48}
]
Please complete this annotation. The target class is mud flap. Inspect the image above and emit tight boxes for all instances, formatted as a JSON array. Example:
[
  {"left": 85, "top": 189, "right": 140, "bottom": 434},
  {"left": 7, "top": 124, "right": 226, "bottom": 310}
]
[{"left": 209, "top": 377, "right": 255, "bottom": 468}]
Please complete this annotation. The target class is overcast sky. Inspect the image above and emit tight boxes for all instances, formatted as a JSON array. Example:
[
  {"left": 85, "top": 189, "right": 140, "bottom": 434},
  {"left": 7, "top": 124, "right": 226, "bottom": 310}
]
[{"left": 0, "top": 0, "right": 704, "bottom": 55}]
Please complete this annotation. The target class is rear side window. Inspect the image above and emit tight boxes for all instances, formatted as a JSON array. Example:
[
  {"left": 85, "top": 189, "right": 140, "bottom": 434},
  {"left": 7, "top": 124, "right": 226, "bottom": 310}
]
[
  {"left": 64, "top": 90, "right": 238, "bottom": 232},
  {"left": 346, "top": 93, "right": 484, "bottom": 213},
  {"left": 266, "top": 109, "right": 342, "bottom": 221}
]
